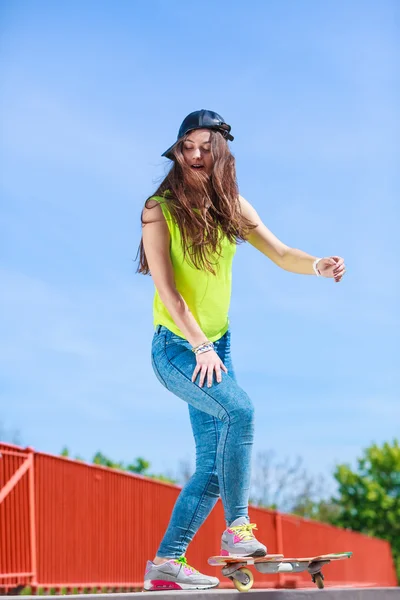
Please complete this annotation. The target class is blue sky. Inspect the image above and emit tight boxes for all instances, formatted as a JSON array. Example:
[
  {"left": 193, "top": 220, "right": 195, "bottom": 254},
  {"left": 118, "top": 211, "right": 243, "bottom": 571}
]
[{"left": 1, "top": 1, "right": 398, "bottom": 496}]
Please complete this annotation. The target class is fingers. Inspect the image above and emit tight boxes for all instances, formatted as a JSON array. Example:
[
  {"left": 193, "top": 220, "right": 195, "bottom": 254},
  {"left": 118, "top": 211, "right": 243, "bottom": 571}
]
[
  {"left": 192, "top": 360, "right": 228, "bottom": 387},
  {"left": 207, "top": 367, "right": 214, "bottom": 388},
  {"left": 199, "top": 365, "right": 208, "bottom": 388},
  {"left": 192, "top": 364, "right": 201, "bottom": 383},
  {"left": 334, "top": 271, "right": 345, "bottom": 282},
  {"left": 326, "top": 256, "right": 346, "bottom": 282},
  {"left": 333, "top": 260, "right": 346, "bottom": 282},
  {"left": 333, "top": 258, "right": 344, "bottom": 270},
  {"left": 331, "top": 255, "right": 343, "bottom": 262}
]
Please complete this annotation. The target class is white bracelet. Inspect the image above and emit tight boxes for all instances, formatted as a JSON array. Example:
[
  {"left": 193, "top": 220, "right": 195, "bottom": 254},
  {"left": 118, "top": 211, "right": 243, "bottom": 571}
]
[
  {"left": 313, "top": 258, "right": 322, "bottom": 277},
  {"left": 195, "top": 343, "right": 214, "bottom": 356}
]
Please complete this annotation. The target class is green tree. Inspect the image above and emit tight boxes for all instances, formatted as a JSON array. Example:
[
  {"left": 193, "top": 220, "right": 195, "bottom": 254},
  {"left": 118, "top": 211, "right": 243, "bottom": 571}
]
[
  {"left": 92, "top": 451, "right": 124, "bottom": 470},
  {"left": 60, "top": 446, "right": 84, "bottom": 461},
  {"left": 331, "top": 440, "right": 400, "bottom": 582},
  {"left": 126, "top": 457, "right": 150, "bottom": 474},
  {"left": 291, "top": 497, "right": 340, "bottom": 522}
]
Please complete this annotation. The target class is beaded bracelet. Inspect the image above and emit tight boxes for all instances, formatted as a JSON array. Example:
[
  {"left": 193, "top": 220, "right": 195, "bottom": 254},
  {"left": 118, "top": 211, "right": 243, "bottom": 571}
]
[
  {"left": 195, "top": 343, "right": 214, "bottom": 356},
  {"left": 192, "top": 341, "right": 214, "bottom": 355},
  {"left": 192, "top": 341, "right": 210, "bottom": 353}
]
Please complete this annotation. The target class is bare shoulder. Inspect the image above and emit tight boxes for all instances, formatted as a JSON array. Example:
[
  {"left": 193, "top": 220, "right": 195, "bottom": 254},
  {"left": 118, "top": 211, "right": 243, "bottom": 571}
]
[
  {"left": 142, "top": 197, "right": 165, "bottom": 225},
  {"left": 238, "top": 194, "right": 251, "bottom": 208}
]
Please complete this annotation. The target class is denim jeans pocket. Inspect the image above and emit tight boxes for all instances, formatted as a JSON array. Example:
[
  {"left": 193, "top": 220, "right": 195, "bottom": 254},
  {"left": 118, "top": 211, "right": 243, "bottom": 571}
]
[
  {"left": 165, "top": 331, "right": 188, "bottom": 345},
  {"left": 164, "top": 331, "right": 191, "bottom": 361}
]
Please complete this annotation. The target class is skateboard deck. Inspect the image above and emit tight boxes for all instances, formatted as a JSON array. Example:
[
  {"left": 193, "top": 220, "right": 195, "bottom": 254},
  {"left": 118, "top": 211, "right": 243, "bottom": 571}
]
[
  {"left": 208, "top": 554, "right": 284, "bottom": 566},
  {"left": 277, "top": 552, "right": 352, "bottom": 563},
  {"left": 208, "top": 551, "right": 352, "bottom": 591}
]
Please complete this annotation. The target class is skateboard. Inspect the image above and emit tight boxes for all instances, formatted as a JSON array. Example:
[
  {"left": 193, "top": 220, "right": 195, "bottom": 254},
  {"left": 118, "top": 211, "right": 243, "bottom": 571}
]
[{"left": 208, "top": 552, "right": 353, "bottom": 592}]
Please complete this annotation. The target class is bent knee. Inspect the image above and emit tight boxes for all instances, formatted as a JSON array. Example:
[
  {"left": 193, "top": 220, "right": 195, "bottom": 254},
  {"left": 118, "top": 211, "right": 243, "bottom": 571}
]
[
  {"left": 234, "top": 404, "right": 255, "bottom": 425},
  {"left": 221, "top": 391, "right": 255, "bottom": 425}
]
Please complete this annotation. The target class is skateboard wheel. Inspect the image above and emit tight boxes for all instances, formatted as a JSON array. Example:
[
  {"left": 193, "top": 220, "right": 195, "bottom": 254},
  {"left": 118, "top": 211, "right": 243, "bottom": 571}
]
[
  {"left": 312, "top": 572, "right": 324, "bottom": 589},
  {"left": 232, "top": 567, "right": 254, "bottom": 592}
]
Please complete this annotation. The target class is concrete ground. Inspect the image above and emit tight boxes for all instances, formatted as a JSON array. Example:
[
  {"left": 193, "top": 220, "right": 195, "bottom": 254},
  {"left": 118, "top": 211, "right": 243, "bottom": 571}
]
[{"left": 7, "top": 588, "right": 400, "bottom": 599}]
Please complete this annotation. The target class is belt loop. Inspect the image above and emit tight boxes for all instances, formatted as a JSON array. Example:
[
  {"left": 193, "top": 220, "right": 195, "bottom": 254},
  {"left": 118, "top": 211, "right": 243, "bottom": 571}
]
[{"left": 156, "top": 324, "right": 162, "bottom": 334}]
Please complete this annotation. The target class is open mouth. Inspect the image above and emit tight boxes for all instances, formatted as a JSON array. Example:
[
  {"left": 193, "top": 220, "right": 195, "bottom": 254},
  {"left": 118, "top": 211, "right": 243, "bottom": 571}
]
[{"left": 191, "top": 164, "right": 204, "bottom": 170}]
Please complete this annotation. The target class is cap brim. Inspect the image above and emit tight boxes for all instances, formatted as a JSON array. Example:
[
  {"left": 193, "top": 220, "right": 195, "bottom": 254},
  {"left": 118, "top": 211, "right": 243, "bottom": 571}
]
[
  {"left": 162, "top": 128, "right": 234, "bottom": 160},
  {"left": 161, "top": 142, "right": 176, "bottom": 160}
]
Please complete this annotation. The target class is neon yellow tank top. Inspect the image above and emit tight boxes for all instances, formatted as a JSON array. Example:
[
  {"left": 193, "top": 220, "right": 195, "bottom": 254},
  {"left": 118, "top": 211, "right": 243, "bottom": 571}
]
[{"left": 152, "top": 195, "right": 237, "bottom": 342}]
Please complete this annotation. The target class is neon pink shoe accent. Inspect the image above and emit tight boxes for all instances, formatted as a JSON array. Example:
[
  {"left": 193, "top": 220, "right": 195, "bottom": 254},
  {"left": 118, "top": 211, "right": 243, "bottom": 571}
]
[
  {"left": 184, "top": 566, "right": 195, "bottom": 576},
  {"left": 220, "top": 549, "right": 229, "bottom": 556},
  {"left": 226, "top": 528, "right": 234, "bottom": 533},
  {"left": 233, "top": 534, "right": 242, "bottom": 543},
  {"left": 148, "top": 580, "right": 182, "bottom": 590}
]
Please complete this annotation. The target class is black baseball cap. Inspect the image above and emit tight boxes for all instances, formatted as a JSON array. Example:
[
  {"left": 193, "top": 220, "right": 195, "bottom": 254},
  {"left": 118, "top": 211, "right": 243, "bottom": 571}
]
[{"left": 162, "top": 109, "right": 234, "bottom": 159}]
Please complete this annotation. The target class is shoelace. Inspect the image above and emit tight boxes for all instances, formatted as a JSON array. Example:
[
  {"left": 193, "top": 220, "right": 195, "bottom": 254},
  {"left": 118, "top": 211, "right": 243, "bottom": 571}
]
[
  {"left": 230, "top": 522, "right": 258, "bottom": 541},
  {"left": 174, "top": 556, "right": 199, "bottom": 574}
]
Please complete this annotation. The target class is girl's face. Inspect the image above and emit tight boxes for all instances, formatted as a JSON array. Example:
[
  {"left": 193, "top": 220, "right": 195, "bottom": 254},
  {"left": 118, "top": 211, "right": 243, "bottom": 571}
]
[{"left": 182, "top": 129, "right": 213, "bottom": 176}]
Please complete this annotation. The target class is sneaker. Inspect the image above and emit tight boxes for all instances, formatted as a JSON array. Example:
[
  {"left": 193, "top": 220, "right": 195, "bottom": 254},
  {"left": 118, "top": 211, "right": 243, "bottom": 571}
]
[
  {"left": 221, "top": 516, "right": 267, "bottom": 557},
  {"left": 143, "top": 556, "right": 220, "bottom": 591}
]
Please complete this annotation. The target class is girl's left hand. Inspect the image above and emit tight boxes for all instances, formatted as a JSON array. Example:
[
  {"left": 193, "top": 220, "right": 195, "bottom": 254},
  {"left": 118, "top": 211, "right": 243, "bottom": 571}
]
[{"left": 317, "top": 256, "right": 346, "bottom": 282}]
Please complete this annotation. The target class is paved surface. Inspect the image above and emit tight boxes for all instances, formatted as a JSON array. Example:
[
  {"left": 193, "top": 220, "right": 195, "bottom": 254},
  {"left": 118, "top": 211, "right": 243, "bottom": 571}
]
[
  {"left": 134, "top": 588, "right": 399, "bottom": 599},
  {"left": 8, "top": 588, "right": 400, "bottom": 599}
]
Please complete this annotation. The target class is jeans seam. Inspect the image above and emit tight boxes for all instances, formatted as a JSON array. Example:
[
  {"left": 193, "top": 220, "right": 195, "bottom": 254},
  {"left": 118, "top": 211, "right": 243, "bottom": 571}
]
[
  {"left": 164, "top": 352, "right": 231, "bottom": 532},
  {"left": 221, "top": 421, "right": 229, "bottom": 517},
  {"left": 179, "top": 419, "right": 219, "bottom": 552},
  {"left": 164, "top": 354, "right": 229, "bottom": 422},
  {"left": 211, "top": 339, "right": 228, "bottom": 503}
]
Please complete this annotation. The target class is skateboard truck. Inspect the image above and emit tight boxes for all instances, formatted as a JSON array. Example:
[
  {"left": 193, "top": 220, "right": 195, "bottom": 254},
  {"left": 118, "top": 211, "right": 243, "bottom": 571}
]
[
  {"left": 222, "top": 562, "right": 249, "bottom": 576},
  {"left": 309, "top": 561, "right": 326, "bottom": 589}
]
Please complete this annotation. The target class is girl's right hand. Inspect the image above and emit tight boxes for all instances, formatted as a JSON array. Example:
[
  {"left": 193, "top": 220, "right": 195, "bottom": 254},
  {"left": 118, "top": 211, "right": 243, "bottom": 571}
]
[{"left": 192, "top": 350, "right": 228, "bottom": 388}]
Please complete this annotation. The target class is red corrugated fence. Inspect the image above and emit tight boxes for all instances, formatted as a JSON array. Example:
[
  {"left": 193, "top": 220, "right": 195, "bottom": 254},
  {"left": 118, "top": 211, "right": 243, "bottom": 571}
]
[{"left": 0, "top": 443, "right": 397, "bottom": 592}]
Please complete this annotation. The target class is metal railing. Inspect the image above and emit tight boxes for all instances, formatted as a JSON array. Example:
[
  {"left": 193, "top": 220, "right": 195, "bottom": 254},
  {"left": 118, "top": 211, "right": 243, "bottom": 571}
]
[
  {"left": 0, "top": 443, "right": 37, "bottom": 592},
  {"left": 0, "top": 443, "right": 397, "bottom": 593}
]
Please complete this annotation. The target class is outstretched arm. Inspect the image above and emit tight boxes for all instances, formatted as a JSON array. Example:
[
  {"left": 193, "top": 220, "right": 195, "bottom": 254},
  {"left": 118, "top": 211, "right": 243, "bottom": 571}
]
[{"left": 238, "top": 195, "right": 346, "bottom": 282}]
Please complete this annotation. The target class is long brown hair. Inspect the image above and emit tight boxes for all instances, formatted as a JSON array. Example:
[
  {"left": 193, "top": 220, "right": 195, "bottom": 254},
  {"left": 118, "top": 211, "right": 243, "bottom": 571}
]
[{"left": 137, "top": 130, "right": 256, "bottom": 275}]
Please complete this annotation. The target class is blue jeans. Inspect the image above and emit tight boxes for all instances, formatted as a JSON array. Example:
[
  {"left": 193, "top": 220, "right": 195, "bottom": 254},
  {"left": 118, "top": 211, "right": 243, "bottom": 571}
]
[{"left": 151, "top": 325, "right": 255, "bottom": 558}]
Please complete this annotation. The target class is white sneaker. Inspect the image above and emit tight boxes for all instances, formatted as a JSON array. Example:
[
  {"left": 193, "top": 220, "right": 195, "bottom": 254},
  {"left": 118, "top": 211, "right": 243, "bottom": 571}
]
[
  {"left": 221, "top": 516, "right": 267, "bottom": 557},
  {"left": 143, "top": 556, "right": 220, "bottom": 591}
]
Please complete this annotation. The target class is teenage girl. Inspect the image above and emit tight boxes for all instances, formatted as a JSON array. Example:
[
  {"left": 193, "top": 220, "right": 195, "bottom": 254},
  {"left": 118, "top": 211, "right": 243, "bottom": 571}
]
[{"left": 138, "top": 110, "right": 346, "bottom": 591}]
